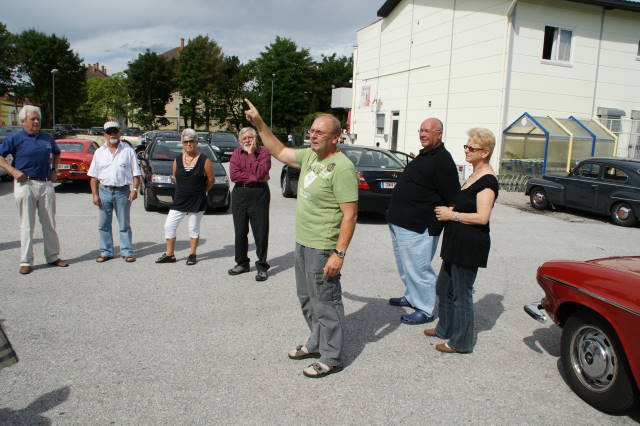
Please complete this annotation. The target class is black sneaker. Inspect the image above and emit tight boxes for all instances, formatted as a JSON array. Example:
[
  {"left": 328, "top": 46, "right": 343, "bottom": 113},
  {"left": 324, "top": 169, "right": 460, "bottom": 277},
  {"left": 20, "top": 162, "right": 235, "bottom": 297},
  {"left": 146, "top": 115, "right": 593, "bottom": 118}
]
[
  {"left": 255, "top": 270, "right": 268, "bottom": 281},
  {"left": 228, "top": 263, "right": 250, "bottom": 275}
]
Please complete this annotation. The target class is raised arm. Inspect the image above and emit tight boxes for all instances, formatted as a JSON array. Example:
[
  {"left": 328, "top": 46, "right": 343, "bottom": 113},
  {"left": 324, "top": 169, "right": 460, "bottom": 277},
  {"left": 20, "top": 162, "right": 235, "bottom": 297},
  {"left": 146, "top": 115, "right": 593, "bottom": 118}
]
[{"left": 244, "top": 99, "right": 299, "bottom": 168}]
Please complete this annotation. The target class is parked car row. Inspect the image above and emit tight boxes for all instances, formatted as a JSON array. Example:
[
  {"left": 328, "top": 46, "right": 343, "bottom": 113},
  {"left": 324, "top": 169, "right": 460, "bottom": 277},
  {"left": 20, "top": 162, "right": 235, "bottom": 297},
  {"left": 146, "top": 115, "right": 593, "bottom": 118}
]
[
  {"left": 280, "top": 144, "right": 406, "bottom": 216},
  {"left": 137, "top": 135, "right": 230, "bottom": 212}
]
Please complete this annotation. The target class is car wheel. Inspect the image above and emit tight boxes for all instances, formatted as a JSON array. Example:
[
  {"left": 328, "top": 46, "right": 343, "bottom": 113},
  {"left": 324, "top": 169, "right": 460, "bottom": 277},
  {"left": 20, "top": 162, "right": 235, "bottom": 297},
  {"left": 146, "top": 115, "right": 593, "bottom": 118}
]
[
  {"left": 529, "top": 187, "right": 549, "bottom": 210},
  {"left": 281, "top": 174, "right": 296, "bottom": 198},
  {"left": 560, "top": 311, "right": 636, "bottom": 413},
  {"left": 610, "top": 202, "right": 637, "bottom": 227},
  {"left": 143, "top": 188, "right": 156, "bottom": 212}
]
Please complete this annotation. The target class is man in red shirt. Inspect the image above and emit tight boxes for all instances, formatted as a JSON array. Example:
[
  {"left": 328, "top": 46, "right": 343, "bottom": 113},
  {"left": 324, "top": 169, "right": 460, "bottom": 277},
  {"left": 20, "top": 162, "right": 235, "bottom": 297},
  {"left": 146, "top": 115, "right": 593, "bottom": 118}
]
[{"left": 228, "top": 127, "right": 272, "bottom": 281}]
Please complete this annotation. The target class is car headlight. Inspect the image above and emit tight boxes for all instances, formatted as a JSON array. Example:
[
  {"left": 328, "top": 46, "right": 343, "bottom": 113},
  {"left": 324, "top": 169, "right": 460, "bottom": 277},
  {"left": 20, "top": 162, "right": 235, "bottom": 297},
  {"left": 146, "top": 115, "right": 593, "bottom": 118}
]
[
  {"left": 211, "top": 145, "right": 221, "bottom": 151},
  {"left": 216, "top": 175, "right": 229, "bottom": 184},
  {"left": 151, "top": 174, "right": 173, "bottom": 184}
]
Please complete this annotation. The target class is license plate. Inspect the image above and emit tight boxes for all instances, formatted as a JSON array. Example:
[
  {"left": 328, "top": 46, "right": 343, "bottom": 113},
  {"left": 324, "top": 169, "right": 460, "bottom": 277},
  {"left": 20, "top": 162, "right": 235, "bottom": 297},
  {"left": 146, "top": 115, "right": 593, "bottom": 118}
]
[
  {"left": 225, "top": 151, "right": 234, "bottom": 155},
  {"left": 381, "top": 181, "right": 396, "bottom": 189},
  {"left": 57, "top": 164, "right": 70, "bottom": 170}
]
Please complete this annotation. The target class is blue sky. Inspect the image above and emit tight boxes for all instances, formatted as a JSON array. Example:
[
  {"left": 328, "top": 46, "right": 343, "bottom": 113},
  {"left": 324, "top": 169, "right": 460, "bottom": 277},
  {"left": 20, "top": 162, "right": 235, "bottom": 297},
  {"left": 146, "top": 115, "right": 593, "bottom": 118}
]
[{"left": 3, "top": 0, "right": 380, "bottom": 74}]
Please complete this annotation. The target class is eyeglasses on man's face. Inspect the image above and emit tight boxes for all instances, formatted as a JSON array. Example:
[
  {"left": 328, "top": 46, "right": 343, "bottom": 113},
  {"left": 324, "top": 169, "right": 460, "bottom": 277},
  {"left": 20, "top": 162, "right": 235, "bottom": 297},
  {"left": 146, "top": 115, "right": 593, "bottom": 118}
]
[{"left": 105, "top": 128, "right": 119, "bottom": 135}]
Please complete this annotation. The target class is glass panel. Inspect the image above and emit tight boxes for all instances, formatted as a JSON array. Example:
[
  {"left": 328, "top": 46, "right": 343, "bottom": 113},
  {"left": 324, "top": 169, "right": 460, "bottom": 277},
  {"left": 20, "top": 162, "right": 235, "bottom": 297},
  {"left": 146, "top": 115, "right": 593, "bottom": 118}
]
[
  {"left": 556, "top": 119, "right": 592, "bottom": 140},
  {"left": 584, "top": 119, "right": 615, "bottom": 141},
  {"left": 558, "top": 29, "right": 572, "bottom": 61},
  {"left": 602, "top": 166, "right": 628, "bottom": 183},
  {"left": 576, "top": 163, "right": 600, "bottom": 178},
  {"left": 534, "top": 117, "right": 569, "bottom": 138}
]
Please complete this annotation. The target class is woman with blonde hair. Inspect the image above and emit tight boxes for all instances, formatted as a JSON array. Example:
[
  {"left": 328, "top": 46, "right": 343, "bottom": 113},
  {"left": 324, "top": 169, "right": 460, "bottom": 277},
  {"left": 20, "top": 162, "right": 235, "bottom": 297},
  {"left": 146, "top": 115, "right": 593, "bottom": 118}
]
[{"left": 428, "top": 127, "right": 499, "bottom": 353}]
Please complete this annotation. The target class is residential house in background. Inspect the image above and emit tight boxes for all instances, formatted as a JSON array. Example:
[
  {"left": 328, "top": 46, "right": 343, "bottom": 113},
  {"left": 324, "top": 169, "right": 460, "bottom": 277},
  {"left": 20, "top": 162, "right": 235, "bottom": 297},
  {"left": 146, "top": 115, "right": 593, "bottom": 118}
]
[{"left": 350, "top": 0, "right": 640, "bottom": 174}]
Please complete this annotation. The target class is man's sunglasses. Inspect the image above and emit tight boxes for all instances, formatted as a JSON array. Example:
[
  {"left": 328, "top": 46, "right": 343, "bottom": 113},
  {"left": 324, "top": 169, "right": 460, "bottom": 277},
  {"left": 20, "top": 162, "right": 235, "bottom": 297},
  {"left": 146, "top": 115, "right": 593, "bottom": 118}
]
[{"left": 105, "top": 128, "right": 119, "bottom": 135}]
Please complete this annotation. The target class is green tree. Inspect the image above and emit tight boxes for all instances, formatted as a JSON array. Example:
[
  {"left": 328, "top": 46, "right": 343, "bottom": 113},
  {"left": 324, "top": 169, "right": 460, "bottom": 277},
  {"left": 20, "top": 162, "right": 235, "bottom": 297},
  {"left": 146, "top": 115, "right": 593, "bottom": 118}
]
[
  {"left": 176, "top": 35, "right": 224, "bottom": 129},
  {"left": 249, "top": 37, "right": 315, "bottom": 133},
  {"left": 311, "top": 54, "right": 353, "bottom": 114},
  {"left": 0, "top": 23, "right": 17, "bottom": 97},
  {"left": 211, "top": 55, "right": 252, "bottom": 132},
  {"left": 15, "top": 29, "right": 87, "bottom": 127},
  {"left": 126, "top": 50, "right": 173, "bottom": 129},
  {"left": 77, "top": 73, "right": 129, "bottom": 126}
]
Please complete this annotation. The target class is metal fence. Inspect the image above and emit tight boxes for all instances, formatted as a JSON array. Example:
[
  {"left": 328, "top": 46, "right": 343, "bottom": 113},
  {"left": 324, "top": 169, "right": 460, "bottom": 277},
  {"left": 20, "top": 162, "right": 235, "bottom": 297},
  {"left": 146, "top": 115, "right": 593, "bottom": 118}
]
[{"left": 599, "top": 118, "right": 640, "bottom": 159}]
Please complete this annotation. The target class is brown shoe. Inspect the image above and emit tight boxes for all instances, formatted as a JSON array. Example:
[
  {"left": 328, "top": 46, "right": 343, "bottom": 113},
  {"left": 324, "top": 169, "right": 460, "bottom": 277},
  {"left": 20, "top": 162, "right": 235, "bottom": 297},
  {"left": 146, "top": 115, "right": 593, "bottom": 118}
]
[
  {"left": 423, "top": 328, "right": 438, "bottom": 337},
  {"left": 19, "top": 265, "right": 32, "bottom": 275},
  {"left": 48, "top": 259, "right": 69, "bottom": 267},
  {"left": 435, "top": 342, "right": 458, "bottom": 353}
]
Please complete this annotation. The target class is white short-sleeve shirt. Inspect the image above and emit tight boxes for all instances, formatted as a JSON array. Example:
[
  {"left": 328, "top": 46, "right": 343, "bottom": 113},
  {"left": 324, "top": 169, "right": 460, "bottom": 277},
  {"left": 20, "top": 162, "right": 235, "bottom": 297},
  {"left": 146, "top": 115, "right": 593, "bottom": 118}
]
[{"left": 87, "top": 142, "right": 142, "bottom": 186}]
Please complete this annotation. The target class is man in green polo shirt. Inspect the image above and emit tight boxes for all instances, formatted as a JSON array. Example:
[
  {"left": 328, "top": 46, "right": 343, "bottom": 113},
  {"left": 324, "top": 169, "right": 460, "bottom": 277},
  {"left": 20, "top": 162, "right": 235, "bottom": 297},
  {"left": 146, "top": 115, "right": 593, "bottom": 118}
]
[{"left": 244, "top": 99, "right": 358, "bottom": 378}]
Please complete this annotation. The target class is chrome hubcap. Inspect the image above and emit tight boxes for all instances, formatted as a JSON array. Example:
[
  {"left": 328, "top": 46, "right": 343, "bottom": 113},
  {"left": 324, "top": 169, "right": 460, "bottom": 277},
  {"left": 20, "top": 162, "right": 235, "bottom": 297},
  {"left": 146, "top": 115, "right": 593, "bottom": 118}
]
[
  {"left": 571, "top": 326, "right": 616, "bottom": 392},
  {"left": 617, "top": 206, "right": 630, "bottom": 220},
  {"left": 534, "top": 192, "right": 544, "bottom": 203}
]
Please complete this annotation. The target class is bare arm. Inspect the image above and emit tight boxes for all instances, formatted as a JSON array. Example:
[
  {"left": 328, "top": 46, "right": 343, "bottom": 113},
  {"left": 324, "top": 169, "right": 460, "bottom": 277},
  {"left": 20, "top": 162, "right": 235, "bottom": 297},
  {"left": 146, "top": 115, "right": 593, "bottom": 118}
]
[
  {"left": 434, "top": 188, "right": 496, "bottom": 225},
  {"left": 49, "top": 153, "right": 60, "bottom": 182},
  {"left": 0, "top": 156, "right": 26, "bottom": 181},
  {"left": 323, "top": 201, "right": 358, "bottom": 277},
  {"left": 244, "top": 98, "right": 299, "bottom": 168},
  {"left": 90, "top": 177, "right": 101, "bottom": 206},
  {"left": 204, "top": 158, "right": 215, "bottom": 192}
]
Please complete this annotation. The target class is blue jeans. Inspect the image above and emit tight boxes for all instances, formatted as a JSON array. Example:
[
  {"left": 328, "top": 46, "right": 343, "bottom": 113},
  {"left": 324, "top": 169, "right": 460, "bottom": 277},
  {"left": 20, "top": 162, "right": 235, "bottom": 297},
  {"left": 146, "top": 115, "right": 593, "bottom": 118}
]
[
  {"left": 98, "top": 186, "right": 133, "bottom": 257},
  {"left": 388, "top": 224, "right": 439, "bottom": 316},
  {"left": 435, "top": 261, "right": 478, "bottom": 353}
]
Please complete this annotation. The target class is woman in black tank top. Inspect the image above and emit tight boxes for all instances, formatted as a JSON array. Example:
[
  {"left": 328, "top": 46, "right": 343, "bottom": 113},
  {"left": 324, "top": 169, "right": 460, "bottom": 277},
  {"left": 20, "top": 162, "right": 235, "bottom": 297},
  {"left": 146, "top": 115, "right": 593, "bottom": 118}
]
[
  {"left": 156, "top": 129, "right": 215, "bottom": 265},
  {"left": 429, "top": 128, "right": 499, "bottom": 354}
]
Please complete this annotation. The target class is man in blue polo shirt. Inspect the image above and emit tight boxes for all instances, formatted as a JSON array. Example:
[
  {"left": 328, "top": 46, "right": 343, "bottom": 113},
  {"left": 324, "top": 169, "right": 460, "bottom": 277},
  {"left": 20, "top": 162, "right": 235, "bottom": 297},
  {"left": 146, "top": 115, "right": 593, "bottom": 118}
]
[{"left": 0, "top": 105, "right": 68, "bottom": 275}]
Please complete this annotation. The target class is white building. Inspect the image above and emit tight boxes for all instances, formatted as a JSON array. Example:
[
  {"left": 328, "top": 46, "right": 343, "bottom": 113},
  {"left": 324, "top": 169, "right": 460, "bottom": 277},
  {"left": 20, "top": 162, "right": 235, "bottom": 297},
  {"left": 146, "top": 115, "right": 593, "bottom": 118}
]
[{"left": 350, "top": 0, "right": 640, "bottom": 169}]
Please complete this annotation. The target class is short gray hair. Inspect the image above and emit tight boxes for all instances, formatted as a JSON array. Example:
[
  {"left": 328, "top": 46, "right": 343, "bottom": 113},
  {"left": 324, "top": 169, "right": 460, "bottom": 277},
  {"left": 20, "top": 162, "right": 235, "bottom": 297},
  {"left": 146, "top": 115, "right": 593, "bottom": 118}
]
[
  {"left": 181, "top": 128, "right": 197, "bottom": 141},
  {"left": 238, "top": 127, "right": 257, "bottom": 138},
  {"left": 19, "top": 105, "right": 42, "bottom": 122}
]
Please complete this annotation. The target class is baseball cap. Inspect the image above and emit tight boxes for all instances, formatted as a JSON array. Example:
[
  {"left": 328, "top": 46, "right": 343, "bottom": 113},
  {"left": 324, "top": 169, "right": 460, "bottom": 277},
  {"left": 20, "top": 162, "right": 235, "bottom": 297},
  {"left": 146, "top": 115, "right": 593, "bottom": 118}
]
[{"left": 103, "top": 121, "right": 120, "bottom": 131}]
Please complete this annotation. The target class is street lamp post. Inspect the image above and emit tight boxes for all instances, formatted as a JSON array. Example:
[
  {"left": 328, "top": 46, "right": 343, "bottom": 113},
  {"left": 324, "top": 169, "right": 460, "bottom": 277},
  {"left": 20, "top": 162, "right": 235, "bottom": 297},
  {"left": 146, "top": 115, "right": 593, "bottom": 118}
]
[
  {"left": 51, "top": 68, "right": 59, "bottom": 129},
  {"left": 270, "top": 73, "right": 275, "bottom": 128}
]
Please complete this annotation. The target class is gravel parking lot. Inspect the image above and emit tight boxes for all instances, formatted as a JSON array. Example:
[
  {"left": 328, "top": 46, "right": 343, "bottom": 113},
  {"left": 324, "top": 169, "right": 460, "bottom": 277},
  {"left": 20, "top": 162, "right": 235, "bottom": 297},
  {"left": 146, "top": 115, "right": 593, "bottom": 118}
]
[{"left": 1, "top": 160, "right": 638, "bottom": 425}]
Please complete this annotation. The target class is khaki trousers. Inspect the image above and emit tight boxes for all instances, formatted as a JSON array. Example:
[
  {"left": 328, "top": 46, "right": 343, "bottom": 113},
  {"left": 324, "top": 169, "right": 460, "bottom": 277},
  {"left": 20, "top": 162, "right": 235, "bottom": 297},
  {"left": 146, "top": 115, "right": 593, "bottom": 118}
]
[{"left": 14, "top": 179, "right": 61, "bottom": 266}]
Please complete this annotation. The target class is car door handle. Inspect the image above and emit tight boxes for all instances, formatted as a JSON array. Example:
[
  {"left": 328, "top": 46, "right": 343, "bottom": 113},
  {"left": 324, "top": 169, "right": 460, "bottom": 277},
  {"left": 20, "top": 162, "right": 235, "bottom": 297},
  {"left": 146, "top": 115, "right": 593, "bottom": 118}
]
[{"left": 591, "top": 184, "right": 598, "bottom": 188}]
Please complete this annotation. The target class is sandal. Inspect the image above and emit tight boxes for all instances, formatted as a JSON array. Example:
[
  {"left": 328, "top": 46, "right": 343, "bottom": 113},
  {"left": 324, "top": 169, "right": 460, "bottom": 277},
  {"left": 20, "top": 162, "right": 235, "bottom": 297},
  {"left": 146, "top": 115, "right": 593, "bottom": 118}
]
[
  {"left": 96, "top": 256, "right": 113, "bottom": 263},
  {"left": 155, "top": 254, "right": 176, "bottom": 264},
  {"left": 123, "top": 256, "right": 136, "bottom": 263},
  {"left": 186, "top": 254, "right": 197, "bottom": 265},
  {"left": 288, "top": 344, "right": 320, "bottom": 360},
  {"left": 302, "top": 362, "right": 343, "bottom": 378}
]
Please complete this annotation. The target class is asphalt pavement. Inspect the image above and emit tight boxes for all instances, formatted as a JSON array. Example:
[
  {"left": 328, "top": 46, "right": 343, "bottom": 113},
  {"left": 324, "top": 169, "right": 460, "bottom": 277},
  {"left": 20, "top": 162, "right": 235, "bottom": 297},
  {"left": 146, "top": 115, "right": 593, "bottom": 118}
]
[{"left": 0, "top": 159, "right": 638, "bottom": 425}]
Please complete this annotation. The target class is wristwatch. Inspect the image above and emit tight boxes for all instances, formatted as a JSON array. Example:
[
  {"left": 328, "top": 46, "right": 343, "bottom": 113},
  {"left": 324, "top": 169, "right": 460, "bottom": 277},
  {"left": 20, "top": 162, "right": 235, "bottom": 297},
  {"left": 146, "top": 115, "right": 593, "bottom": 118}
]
[{"left": 333, "top": 249, "right": 346, "bottom": 259}]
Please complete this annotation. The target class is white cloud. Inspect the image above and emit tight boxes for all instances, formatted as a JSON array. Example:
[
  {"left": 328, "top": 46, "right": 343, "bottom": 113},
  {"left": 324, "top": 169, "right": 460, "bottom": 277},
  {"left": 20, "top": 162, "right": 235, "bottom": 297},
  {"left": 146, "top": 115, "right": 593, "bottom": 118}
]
[{"left": 4, "top": 0, "right": 380, "bottom": 73}]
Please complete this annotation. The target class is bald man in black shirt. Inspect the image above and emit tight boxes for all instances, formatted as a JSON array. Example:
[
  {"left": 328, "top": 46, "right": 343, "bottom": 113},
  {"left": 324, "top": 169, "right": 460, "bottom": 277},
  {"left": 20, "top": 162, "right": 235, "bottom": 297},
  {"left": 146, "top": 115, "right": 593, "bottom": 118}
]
[{"left": 386, "top": 117, "right": 460, "bottom": 325}]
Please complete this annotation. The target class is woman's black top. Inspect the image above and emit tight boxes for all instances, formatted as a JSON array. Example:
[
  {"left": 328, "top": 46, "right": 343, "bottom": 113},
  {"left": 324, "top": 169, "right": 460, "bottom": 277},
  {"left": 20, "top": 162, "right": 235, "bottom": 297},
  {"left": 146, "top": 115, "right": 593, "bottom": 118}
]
[
  {"left": 171, "top": 153, "right": 208, "bottom": 212},
  {"left": 440, "top": 174, "right": 499, "bottom": 268}
]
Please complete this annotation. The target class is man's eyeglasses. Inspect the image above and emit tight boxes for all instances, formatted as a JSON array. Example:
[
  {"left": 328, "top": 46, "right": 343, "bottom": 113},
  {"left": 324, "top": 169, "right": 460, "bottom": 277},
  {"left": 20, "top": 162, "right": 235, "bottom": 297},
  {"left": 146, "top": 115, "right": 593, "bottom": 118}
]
[
  {"left": 463, "top": 145, "right": 484, "bottom": 152},
  {"left": 105, "top": 128, "right": 119, "bottom": 135}
]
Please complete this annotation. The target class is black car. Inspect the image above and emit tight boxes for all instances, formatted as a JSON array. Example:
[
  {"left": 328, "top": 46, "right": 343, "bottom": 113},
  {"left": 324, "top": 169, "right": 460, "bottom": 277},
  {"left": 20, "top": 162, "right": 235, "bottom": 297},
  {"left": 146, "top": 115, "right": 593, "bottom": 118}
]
[
  {"left": 525, "top": 157, "right": 640, "bottom": 226},
  {"left": 209, "top": 132, "right": 239, "bottom": 162},
  {"left": 89, "top": 127, "right": 104, "bottom": 135},
  {"left": 136, "top": 130, "right": 180, "bottom": 153},
  {"left": 280, "top": 144, "right": 406, "bottom": 215},
  {"left": 138, "top": 138, "right": 230, "bottom": 212}
]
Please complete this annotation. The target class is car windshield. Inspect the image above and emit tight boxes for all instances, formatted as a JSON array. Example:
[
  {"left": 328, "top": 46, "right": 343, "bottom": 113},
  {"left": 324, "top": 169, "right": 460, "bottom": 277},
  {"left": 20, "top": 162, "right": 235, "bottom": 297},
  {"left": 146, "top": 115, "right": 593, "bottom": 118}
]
[
  {"left": 341, "top": 148, "right": 405, "bottom": 168},
  {"left": 57, "top": 142, "right": 86, "bottom": 153},
  {"left": 211, "top": 133, "right": 237, "bottom": 143},
  {"left": 151, "top": 140, "right": 220, "bottom": 162}
]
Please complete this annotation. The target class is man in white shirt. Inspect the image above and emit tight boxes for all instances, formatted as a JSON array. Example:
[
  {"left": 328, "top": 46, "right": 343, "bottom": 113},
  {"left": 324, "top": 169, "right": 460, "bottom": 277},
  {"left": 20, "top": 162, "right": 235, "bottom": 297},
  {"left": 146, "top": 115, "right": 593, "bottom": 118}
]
[{"left": 87, "top": 121, "right": 142, "bottom": 263}]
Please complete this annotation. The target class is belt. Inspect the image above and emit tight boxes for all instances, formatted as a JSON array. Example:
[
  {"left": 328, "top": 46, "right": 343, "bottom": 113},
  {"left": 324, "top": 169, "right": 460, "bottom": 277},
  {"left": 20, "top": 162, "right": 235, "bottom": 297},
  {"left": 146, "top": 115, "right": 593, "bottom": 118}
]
[
  {"left": 235, "top": 182, "right": 268, "bottom": 188},
  {"left": 27, "top": 177, "right": 49, "bottom": 181},
  {"left": 100, "top": 184, "right": 129, "bottom": 190}
]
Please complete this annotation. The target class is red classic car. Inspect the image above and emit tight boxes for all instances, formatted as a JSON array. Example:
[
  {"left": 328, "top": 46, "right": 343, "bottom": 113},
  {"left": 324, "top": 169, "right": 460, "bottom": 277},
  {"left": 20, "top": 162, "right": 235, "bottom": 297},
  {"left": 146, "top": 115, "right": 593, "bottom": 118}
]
[
  {"left": 525, "top": 256, "right": 640, "bottom": 413},
  {"left": 55, "top": 139, "right": 99, "bottom": 183}
]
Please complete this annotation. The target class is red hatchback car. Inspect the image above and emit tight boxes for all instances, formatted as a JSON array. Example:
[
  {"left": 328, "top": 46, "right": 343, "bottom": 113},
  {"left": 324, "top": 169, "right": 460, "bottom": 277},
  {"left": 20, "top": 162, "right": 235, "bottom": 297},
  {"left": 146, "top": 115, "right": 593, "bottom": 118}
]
[
  {"left": 525, "top": 256, "right": 640, "bottom": 413},
  {"left": 55, "top": 139, "right": 99, "bottom": 183}
]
